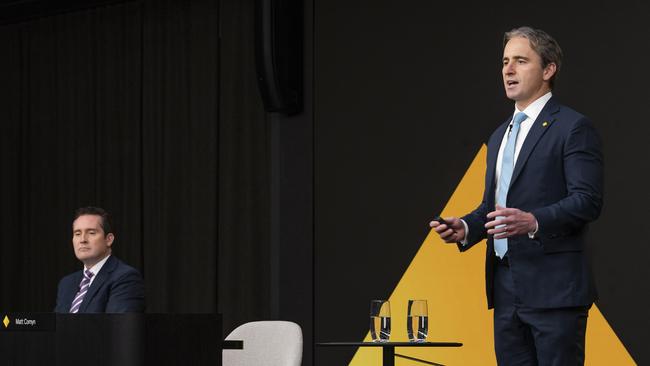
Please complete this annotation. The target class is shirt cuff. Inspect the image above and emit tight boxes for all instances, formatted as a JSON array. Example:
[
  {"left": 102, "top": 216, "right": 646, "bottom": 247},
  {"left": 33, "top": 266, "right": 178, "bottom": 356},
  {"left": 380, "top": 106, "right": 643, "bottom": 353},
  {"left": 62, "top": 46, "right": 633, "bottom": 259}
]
[
  {"left": 460, "top": 219, "right": 470, "bottom": 246},
  {"left": 528, "top": 220, "right": 539, "bottom": 239}
]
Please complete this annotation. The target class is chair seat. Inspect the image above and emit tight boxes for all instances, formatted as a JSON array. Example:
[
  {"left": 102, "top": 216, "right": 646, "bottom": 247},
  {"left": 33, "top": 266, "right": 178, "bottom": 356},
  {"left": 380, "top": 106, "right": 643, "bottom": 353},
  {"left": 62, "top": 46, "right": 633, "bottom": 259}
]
[{"left": 223, "top": 320, "right": 303, "bottom": 366}]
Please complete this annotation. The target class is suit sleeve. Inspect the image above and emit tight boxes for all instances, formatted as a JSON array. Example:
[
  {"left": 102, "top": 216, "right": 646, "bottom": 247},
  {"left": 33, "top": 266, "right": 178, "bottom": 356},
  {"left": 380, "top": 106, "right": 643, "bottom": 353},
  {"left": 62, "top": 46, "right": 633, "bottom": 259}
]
[
  {"left": 530, "top": 117, "right": 604, "bottom": 239},
  {"left": 54, "top": 278, "right": 67, "bottom": 313},
  {"left": 457, "top": 200, "right": 489, "bottom": 251},
  {"left": 105, "top": 269, "right": 145, "bottom": 313}
]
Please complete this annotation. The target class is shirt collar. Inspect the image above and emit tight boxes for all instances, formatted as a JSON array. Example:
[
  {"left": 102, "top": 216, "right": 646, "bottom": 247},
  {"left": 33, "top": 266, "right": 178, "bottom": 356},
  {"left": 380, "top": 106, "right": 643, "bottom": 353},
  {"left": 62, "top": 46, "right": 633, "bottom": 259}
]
[
  {"left": 85, "top": 254, "right": 111, "bottom": 276},
  {"left": 514, "top": 91, "right": 552, "bottom": 122}
]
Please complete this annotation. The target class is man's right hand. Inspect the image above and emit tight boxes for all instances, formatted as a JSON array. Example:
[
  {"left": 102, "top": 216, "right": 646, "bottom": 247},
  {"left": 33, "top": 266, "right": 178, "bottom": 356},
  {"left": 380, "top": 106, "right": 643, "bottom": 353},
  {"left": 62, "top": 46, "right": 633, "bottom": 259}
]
[{"left": 429, "top": 216, "right": 466, "bottom": 243}]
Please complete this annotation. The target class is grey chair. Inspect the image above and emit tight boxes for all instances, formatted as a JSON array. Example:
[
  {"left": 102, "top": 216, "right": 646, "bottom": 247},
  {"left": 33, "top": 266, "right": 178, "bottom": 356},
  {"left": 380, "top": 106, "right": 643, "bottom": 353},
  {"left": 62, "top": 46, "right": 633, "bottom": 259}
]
[{"left": 223, "top": 320, "right": 303, "bottom": 366}]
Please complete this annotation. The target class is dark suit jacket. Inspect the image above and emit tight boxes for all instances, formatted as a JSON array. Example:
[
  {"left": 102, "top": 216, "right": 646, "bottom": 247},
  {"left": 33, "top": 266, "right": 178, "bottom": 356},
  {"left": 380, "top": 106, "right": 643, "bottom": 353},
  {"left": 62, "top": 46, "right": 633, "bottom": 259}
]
[
  {"left": 55, "top": 255, "right": 145, "bottom": 313},
  {"left": 460, "top": 97, "right": 603, "bottom": 309}
]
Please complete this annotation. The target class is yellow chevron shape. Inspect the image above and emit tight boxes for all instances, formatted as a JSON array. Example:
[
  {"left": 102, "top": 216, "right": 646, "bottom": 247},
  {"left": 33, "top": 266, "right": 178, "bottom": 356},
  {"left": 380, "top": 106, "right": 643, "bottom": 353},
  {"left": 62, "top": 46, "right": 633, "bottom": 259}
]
[{"left": 349, "top": 145, "right": 635, "bottom": 365}]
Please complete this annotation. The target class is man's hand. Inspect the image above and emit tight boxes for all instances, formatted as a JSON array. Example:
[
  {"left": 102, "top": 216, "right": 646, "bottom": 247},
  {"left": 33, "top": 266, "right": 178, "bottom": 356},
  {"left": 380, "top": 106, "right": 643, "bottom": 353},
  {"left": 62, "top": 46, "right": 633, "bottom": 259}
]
[
  {"left": 429, "top": 216, "right": 466, "bottom": 243},
  {"left": 485, "top": 205, "right": 537, "bottom": 239}
]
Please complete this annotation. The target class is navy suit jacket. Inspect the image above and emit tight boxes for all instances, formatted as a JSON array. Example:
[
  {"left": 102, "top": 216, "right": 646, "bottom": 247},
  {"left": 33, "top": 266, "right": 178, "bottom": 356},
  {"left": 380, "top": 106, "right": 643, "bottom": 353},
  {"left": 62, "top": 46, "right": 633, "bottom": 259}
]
[
  {"left": 55, "top": 255, "right": 145, "bottom": 313},
  {"left": 460, "top": 97, "right": 603, "bottom": 309}
]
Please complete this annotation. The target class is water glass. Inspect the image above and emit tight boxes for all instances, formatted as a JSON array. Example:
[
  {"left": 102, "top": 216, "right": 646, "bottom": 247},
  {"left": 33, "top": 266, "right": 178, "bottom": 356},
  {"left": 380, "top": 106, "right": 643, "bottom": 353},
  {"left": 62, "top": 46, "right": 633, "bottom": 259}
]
[
  {"left": 369, "top": 300, "right": 391, "bottom": 342},
  {"left": 407, "top": 299, "right": 428, "bottom": 342}
]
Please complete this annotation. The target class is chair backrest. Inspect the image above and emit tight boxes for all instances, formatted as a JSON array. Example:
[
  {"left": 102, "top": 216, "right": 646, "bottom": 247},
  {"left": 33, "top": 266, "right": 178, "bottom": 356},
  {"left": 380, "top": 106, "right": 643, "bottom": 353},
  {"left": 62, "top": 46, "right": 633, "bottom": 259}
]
[{"left": 223, "top": 320, "right": 303, "bottom": 366}]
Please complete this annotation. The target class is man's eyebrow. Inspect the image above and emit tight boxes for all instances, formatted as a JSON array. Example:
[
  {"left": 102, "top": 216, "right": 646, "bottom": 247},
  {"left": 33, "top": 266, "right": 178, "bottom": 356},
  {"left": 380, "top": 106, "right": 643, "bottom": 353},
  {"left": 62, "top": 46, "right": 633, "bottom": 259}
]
[{"left": 73, "top": 228, "right": 97, "bottom": 232}]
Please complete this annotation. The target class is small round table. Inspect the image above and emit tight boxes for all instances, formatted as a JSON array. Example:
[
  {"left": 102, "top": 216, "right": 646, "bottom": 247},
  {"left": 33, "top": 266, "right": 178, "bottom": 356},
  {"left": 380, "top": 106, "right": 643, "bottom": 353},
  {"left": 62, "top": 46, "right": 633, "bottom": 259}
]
[{"left": 317, "top": 341, "right": 463, "bottom": 366}]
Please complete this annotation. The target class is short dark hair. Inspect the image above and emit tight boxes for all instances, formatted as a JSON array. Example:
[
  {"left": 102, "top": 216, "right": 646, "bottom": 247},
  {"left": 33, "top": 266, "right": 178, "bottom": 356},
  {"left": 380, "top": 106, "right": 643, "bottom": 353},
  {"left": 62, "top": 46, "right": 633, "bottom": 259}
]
[
  {"left": 73, "top": 206, "right": 113, "bottom": 235},
  {"left": 504, "top": 26, "right": 563, "bottom": 88}
]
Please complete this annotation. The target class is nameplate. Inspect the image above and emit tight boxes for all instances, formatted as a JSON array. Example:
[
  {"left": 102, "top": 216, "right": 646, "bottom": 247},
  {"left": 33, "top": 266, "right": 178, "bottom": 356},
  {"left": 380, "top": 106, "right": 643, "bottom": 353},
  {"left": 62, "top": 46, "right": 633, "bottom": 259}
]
[{"left": 0, "top": 313, "right": 56, "bottom": 331}]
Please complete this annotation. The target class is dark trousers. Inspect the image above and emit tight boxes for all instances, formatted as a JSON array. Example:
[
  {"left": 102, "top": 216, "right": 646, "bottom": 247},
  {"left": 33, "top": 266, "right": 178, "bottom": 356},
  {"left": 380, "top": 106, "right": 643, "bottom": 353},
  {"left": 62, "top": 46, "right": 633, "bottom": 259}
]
[{"left": 493, "top": 258, "right": 589, "bottom": 366}]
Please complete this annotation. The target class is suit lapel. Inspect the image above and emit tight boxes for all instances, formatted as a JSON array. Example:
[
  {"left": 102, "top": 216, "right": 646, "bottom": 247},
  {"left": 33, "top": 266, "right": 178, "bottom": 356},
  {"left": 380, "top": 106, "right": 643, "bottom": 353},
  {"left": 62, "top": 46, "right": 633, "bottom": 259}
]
[
  {"left": 509, "top": 98, "right": 560, "bottom": 187},
  {"left": 486, "top": 120, "right": 510, "bottom": 206},
  {"left": 79, "top": 255, "right": 116, "bottom": 312}
]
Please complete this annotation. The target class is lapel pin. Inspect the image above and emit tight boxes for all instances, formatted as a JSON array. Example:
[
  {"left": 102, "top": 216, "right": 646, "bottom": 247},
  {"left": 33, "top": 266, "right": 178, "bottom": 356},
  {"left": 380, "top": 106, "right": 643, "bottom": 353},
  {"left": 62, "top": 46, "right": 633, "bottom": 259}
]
[{"left": 542, "top": 121, "right": 549, "bottom": 127}]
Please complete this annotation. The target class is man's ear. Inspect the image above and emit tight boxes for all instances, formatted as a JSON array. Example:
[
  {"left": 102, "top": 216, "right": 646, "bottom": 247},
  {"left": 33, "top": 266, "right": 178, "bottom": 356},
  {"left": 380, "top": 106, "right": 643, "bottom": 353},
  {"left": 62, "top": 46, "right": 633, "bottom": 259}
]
[
  {"left": 106, "top": 233, "right": 115, "bottom": 248},
  {"left": 543, "top": 62, "right": 557, "bottom": 82}
]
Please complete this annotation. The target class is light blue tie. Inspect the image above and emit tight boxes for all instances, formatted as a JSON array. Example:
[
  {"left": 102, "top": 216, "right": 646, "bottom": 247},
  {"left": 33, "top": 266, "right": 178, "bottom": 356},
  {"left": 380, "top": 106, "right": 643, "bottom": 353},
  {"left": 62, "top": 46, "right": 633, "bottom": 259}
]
[{"left": 494, "top": 112, "right": 528, "bottom": 258}]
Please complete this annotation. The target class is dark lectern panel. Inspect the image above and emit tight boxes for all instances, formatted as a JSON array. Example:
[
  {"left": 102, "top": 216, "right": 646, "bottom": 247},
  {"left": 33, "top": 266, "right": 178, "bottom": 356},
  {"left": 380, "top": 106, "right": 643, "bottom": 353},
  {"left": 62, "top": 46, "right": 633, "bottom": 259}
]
[
  {"left": 1, "top": 331, "right": 55, "bottom": 366},
  {"left": 146, "top": 313, "right": 220, "bottom": 365},
  {"left": 56, "top": 313, "right": 145, "bottom": 366},
  {"left": 0, "top": 313, "right": 225, "bottom": 366}
]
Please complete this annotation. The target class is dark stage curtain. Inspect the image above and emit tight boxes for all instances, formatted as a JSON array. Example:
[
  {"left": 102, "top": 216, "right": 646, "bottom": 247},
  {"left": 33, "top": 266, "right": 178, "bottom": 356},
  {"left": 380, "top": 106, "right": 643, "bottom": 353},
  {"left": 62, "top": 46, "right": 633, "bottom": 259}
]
[
  {"left": 0, "top": 0, "right": 271, "bottom": 334},
  {"left": 217, "top": 0, "right": 272, "bottom": 331}
]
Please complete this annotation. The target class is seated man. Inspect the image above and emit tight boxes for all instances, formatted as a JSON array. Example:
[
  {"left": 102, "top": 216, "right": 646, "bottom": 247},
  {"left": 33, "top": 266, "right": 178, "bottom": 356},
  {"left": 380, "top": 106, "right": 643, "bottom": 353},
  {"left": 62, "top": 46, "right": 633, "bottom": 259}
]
[{"left": 55, "top": 206, "right": 145, "bottom": 313}]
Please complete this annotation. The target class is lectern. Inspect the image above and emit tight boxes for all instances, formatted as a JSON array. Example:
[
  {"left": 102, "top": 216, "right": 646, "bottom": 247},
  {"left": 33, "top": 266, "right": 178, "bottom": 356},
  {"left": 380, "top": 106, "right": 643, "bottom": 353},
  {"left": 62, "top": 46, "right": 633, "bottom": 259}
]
[{"left": 0, "top": 313, "right": 240, "bottom": 366}]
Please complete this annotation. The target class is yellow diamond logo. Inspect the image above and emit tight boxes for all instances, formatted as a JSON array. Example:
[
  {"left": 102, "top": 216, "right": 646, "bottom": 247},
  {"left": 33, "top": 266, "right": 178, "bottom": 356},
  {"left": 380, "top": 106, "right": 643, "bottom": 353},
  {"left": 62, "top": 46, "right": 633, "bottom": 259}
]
[{"left": 2, "top": 315, "right": 9, "bottom": 328}]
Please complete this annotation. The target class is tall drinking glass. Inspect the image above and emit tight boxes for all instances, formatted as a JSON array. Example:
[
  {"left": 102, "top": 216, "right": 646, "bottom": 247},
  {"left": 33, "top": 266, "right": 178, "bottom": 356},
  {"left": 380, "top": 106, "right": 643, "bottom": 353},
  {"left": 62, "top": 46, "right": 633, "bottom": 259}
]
[
  {"left": 369, "top": 300, "right": 391, "bottom": 342},
  {"left": 407, "top": 299, "right": 428, "bottom": 342}
]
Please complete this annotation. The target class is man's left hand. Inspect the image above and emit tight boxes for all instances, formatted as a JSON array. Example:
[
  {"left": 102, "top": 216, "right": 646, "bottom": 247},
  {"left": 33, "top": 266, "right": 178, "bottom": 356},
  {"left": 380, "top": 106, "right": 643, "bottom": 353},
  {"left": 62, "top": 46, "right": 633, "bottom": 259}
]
[{"left": 485, "top": 205, "right": 537, "bottom": 239}]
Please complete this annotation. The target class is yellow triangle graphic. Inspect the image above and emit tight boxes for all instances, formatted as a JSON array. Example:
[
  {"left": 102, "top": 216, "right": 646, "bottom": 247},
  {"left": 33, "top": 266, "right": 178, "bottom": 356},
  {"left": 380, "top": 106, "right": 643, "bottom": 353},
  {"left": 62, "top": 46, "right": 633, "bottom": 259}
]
[{"left": 349, "top": 145, "right": 635, "bottom": 365}]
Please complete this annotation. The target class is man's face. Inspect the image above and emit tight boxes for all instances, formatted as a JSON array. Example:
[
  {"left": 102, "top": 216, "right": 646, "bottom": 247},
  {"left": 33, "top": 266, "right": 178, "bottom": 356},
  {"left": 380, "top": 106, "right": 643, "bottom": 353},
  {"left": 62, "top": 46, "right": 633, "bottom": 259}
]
[
  {"left": 72, "top": 214, "right": 113, "bottom": 268},
  {"left": 502, "top": 36, "right": 556, "bottom": 109}
]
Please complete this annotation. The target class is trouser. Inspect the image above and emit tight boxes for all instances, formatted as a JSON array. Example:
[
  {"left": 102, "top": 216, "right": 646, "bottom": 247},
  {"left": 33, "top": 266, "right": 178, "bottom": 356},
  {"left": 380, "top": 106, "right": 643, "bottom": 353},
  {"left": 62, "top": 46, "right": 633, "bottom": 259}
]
[{"left": 493, "top": 257, "right": 589, "bottom": 366}]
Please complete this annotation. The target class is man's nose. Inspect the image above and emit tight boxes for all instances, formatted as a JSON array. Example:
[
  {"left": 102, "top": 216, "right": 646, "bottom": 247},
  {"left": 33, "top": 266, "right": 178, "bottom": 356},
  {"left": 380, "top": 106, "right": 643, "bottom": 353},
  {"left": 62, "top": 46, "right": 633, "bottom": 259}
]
[{"left": 504, "top": 63, "right": 515, "bottom": 74}]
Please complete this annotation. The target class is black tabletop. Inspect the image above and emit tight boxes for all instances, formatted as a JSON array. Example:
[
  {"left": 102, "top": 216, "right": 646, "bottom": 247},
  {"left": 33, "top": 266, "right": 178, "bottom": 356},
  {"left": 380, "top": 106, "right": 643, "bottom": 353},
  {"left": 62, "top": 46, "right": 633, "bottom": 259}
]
[{"left": 317, "top": 341, "right": 462, "bottom": 347}]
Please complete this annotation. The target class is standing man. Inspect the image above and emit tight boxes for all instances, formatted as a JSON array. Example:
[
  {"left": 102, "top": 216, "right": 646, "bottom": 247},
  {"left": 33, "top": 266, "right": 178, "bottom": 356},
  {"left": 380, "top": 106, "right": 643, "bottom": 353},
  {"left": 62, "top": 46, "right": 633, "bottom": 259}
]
[
  {"left": 430, "top": 27, "right": 603, "bottom": 365},
  {"left": 55, "top": 206, "right": 145, "bottom": 313}
]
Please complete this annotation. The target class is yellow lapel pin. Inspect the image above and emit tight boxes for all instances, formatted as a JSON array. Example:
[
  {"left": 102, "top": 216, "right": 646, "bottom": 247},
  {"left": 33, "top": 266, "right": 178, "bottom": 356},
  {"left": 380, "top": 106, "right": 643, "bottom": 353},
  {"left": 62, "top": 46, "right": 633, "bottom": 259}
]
[{"left": 542, "top": 121, "right": 549, "bottom": 127}]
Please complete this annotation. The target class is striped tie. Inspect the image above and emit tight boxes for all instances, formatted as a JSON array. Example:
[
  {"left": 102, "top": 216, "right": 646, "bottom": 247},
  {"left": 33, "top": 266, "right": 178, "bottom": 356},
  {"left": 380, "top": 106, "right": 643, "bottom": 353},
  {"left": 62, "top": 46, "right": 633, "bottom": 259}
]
[{"left": 69, "top": 269, "right": 94, "bottom": 313}]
